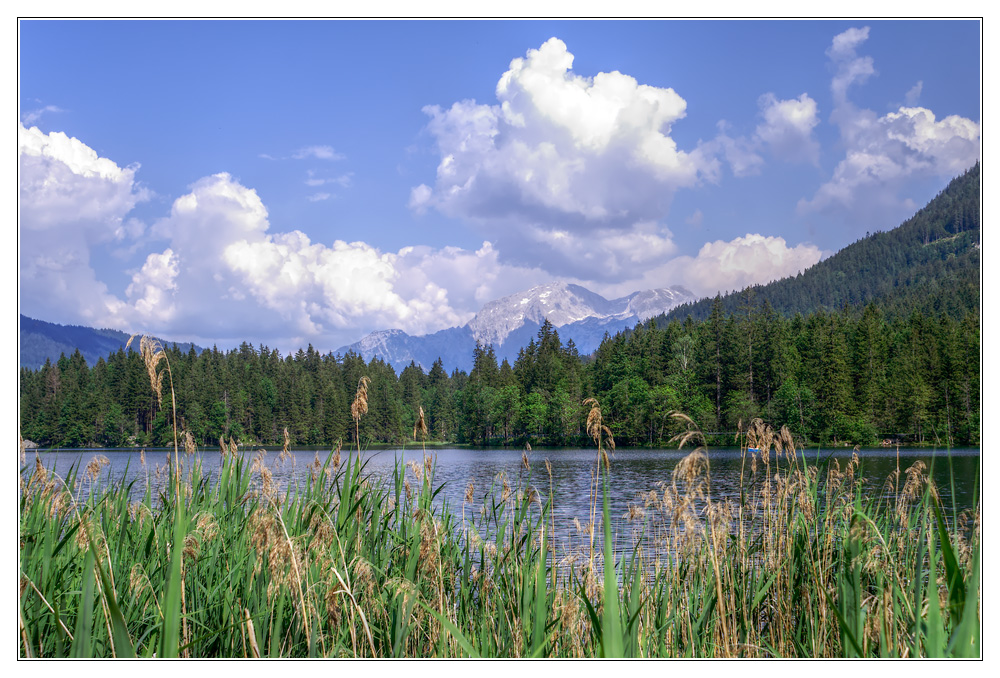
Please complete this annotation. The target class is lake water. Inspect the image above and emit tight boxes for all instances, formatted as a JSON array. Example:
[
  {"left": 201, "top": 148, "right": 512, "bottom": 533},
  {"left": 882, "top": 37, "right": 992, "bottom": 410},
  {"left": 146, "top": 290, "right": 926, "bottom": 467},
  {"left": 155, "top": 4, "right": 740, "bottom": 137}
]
[{"left": 24, "top": 445, "right": 980, "bottom": 561}]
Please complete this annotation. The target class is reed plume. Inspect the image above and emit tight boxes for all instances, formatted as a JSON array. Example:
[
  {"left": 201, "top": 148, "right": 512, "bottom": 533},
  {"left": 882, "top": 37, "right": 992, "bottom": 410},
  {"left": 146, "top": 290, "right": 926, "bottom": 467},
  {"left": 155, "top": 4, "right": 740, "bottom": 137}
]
[
  {"left": 351, "top": 376, "right": 370, "bottom": 452},
  {"left": 127, "top": 333, "right": 180, "bottom": 502}
]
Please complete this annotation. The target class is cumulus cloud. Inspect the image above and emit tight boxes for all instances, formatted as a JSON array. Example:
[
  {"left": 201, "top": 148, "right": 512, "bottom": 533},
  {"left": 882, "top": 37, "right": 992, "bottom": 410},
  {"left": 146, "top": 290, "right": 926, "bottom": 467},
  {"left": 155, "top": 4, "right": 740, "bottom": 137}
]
[
  {"left": 18, "top": 121, "right": 830, "bottom": 355},
  {"left": 800, "top": 27, "right": 979, "bottom": 228},
  {"left": 665, "top": 234, "right": 824, "bottom": 297},
  {"left": 126, "top": 249, "right": 179, "bottom": 322},
  {"left": 142, "top": 173, "right": 481, "bottom": 343},
  {"left": 905, "top": 81, "right": 923, "bottom": 106},
  {"left": 411, "top": 37, "right": 731, "bottom": 280},
  {"left": 18, "top": 124, "right": 150, "bottom": 327},
  {"left": 755, "top": 93, "right": 820, "bottom": 164},
  {"left": 18, "top": 125, "right": 555, "bottom": 350}
]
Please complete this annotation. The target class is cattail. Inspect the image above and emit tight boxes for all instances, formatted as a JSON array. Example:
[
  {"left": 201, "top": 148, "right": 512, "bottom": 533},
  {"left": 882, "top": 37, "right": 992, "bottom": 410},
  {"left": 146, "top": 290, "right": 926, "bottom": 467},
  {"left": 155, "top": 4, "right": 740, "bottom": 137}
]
[{"left": 522, "top": 448, "right": 530, "bottom": 471}]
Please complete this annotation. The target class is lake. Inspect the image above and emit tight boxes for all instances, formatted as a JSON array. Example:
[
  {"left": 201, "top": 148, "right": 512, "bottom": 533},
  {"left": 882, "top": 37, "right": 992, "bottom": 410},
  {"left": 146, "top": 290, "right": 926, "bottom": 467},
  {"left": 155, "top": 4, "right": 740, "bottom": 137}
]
[{"left": 23, "top": 445, "right": 980, "bottom": 562}]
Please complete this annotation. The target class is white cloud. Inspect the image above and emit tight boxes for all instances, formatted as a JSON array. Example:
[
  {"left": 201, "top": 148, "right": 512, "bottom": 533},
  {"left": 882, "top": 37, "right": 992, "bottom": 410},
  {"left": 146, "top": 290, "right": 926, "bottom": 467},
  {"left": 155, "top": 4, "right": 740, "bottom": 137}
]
[
  {"left": 827, "top": 26, "right": 876, "bottom": 104},
  {"left": 905, "top": 80, "right": 923, "bottom": 106},
  {"left": 18, "top": 128, "right": 551, "bottom": 351},
  {"left": 800, "top": 28, "right": 980, "bottom": 227},
  {"left": 292, "top": 145, "right": 344, "bottom": 161},
  {"left": 305, "top": 170, "right": 353, "bottom": 189},
  {"left": 126, "top": 249, "right": 179, "bottom": 322},
  {"left": 755, "top": 93, "right": 820, "bottom": 164},
  {"left": 411, "top": 37, "right": 732, "bottom": 280},
  {"left": 17, "top": 122, "right": 831, "bottom": 355},
  {"left": 699, "top": 125, "right": 764, "bottom": 178},
  {"left": 18, "top": 124, "right": 150, "bottom": 327},
  {"left": 664, "top": 234, "right": 824, "bottom": 298},
  {"left": 307, "top": 192, "right": 331, "bottom": 202},
  {"left": 137, "top": 173, "right": 552, "bottom": 347},
  {"left": 21, "top": 104, "right": 66, "bottom": 125}
]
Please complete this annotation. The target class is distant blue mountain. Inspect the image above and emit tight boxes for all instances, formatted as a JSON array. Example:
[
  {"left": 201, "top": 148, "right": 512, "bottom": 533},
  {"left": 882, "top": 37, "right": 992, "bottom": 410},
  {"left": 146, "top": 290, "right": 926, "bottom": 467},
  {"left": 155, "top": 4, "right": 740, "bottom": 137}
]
[{"left": 19, "top": 315, "right": 204, "bottom": 370}]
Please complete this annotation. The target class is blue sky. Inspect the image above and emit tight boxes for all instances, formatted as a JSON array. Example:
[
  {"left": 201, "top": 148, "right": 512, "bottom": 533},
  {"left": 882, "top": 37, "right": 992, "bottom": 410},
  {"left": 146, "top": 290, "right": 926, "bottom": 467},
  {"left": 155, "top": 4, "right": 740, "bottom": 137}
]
[{"left": 18, "top": 19, "right": 981, "bottom": 353}]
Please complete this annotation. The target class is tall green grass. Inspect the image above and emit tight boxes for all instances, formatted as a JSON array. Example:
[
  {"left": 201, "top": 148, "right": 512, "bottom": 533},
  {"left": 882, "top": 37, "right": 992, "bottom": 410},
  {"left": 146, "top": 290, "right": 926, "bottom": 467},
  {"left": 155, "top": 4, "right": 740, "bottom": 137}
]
[{"left": 18, "top": 409, "right": 979, "bottom": 657}]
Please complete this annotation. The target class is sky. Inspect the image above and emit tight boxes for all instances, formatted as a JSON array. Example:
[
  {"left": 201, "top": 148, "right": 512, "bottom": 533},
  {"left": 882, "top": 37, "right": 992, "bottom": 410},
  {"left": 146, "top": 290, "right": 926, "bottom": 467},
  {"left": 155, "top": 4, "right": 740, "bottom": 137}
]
[{"left": 17, "top": 19, "right": 982, "bottom": 354}]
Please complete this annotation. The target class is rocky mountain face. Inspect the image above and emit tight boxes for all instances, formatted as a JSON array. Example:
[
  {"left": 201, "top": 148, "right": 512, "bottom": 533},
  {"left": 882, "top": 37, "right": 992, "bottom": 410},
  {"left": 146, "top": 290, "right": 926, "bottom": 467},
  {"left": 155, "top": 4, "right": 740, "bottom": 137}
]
[{"left": 337, "top": 282, "right": 694, "bottom": 373}]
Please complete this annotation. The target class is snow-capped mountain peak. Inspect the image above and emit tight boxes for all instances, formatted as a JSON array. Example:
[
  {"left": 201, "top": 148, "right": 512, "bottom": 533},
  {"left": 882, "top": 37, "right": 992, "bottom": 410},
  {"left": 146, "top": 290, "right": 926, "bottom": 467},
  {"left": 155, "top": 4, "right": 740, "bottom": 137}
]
[
  {"left": 467, "top": 282, "right": 616, "bottom": 346},
  {"left": 336, "top": 282, "right": 696, "bottom": 373},
  {"left": 621, "top": 287, "right": 695, "bottom": 321}
]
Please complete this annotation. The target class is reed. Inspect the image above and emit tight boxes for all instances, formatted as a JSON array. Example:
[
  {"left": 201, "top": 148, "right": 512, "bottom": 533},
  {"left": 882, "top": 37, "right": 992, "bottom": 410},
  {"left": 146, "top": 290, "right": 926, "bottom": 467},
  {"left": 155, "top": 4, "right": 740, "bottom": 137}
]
[{"left": 18, "top": 410, "right": 979, "bottom": 658}]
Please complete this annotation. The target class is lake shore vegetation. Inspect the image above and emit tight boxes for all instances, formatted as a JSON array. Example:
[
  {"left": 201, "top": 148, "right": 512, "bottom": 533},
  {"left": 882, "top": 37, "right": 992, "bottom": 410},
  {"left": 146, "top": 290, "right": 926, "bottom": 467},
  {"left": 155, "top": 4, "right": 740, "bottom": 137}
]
[{"left": 18, "top": 406, "right": 980, "bottom": 657}]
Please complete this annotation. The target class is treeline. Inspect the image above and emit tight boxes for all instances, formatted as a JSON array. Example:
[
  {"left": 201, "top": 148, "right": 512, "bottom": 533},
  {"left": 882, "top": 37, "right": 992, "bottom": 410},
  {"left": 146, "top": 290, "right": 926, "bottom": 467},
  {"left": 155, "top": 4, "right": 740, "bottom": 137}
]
[{"left": 19, "top": 296, "right": 979, "bottom": 450}]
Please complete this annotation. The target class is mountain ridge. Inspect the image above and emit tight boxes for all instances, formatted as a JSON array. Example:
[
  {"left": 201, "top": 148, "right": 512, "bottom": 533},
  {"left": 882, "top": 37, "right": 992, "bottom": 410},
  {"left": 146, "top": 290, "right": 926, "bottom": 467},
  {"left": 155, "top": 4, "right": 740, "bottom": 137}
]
[
  {"left": 19, "top": 315, "right": 204, "bottom": 370},
  {"left": 337, "top": 283, "right": 695, "bottom": 373}
]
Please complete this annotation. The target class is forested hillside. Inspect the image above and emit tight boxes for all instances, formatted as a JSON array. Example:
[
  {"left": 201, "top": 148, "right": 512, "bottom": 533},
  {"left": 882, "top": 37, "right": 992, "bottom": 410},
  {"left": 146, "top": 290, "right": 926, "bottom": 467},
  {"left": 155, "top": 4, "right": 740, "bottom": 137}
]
[
  {"left": 660, "top": 163, "right": 980, "bottom": 323},
  {"left": 19, "top": 167, "right": 980, "bottom": 450}
]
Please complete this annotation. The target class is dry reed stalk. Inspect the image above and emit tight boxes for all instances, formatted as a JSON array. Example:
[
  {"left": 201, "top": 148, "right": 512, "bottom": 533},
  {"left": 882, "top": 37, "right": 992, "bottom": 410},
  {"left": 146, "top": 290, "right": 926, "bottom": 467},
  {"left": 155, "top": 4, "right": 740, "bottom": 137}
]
[
  {"left": 351, "top": 376, "right": 370, "bottom": 452},
  {"left": 332, "top": 441, "right": 342, "bottom": 471},
  {"left": 244, "top": 608, "right": 260, "bottom": 657},
  {"left": 582, "top": 398, "right": 614, "bottom": 565},
  {"left": 279, "top": 427, "right": 292, "bottom": 464},
  {"left": 127, "top": 333, "right": 181, "bottom": 503},
  {"left": 413, "top": 406, "right": 428, "bottom": 441}
]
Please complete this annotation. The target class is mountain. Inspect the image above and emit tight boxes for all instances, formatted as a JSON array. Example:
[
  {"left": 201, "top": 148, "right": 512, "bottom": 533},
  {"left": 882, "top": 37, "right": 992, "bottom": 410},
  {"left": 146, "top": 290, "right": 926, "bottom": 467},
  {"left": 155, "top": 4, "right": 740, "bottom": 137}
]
[
  {"left": 19, "top": 315, "right": 204, "bottom": 370},
  {"left": 657, "top": 163, "right": 981, "bottom": 324},
  {"left": 337, "top": 282, "right": 695, "bottom": 373}
]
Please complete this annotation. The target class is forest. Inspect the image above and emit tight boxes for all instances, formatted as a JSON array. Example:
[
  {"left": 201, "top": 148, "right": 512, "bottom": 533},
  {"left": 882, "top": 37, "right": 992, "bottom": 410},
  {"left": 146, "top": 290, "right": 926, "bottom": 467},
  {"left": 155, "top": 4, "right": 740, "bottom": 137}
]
[{"left": 18, "top": 296, "right": 980, "bottom": 450}]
